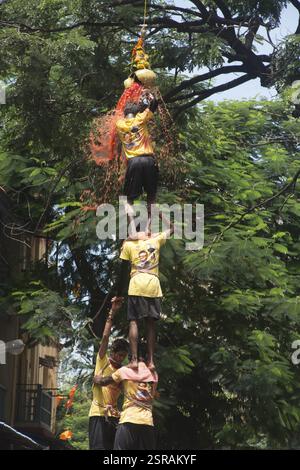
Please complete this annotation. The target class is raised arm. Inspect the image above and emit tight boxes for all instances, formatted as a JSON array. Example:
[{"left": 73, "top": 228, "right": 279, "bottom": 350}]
[
  {"left": 159, "top": 210, "right": 174, "bottom": 237},
  {"left": 98, "top": 297, "right": 123, "bottom": 359},
  {"left": 140, "top": 89, "right": 158, "bottom": 112}
]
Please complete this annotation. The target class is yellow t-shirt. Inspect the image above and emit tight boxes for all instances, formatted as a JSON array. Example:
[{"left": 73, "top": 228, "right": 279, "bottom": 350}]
[
  {"left": 116, "top": 109, "right": 154, "bottom": 159},
  {"left": 120, "top": 232, "right": 167, "bottom": 297},
  {"left": 89, "top": 353, "right": 121, "bottom": 418},
  {"left": 112, "top": 369, "right": 156, "bottom": 426}
]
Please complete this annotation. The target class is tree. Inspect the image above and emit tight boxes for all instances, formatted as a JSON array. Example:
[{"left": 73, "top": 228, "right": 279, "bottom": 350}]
[
  {"left": 53, "top": 98, "right": 300, "bottom": 449},
  {"left": 56, "top": 388, "right": 90, "bottom": 450},
  {"left": 155, "top": 98, "right": 300, "bottom": 448},
  {"left": 1, "top": 0, "right": 300, "bottom": 449},
  {"left": 1, "top": 1, "right": 300, "bottom": 114}
]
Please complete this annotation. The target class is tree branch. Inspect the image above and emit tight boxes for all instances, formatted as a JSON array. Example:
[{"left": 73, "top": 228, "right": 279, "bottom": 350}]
[
  {"left": 147, "top": 17, "right": 214, "bottom": 34},
  {"left": 190, "top": 0, "right": 209, "bottom": 18},
  {"left": 217, "top": 27, "right": 270, "bottom": 84},
  {"left": 208, "top": 167, "right": 300, "bottom": 252},
  {"left": 111, "top": 0, "right": 143, "bottom": 5},
  {"left": 174, "top": 74, "right": 254, "bottom": 116},
  {"left": 257, "top": 54, "right": 272, "bottom": 63},
  {"left": 150, "top": 4, "right": 203, "bottom": 18},
  {"left": 245, "top": 18, "right": 260, "bottom": 50},
  {"left": 0, "top": 19, "right": 125, "bottom": 33},
  {"left": 0, "top": 0, "right": 278, "bottom": 110},
  {"left": 213, "top": 0, "right": 232, "bottom": 19},
  {"left": 165, "top": 65, "right": 247, "bottom": 101},
  {"left": 149, "top": 7, "right": 266, "bottom": 27},
  {"left": 34, "top": 156, "right": 86, "bottom": 233}
]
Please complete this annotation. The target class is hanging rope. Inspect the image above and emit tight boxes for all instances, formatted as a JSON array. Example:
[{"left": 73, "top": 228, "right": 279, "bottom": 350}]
[
  {"left": 143, "top": 0, "right": 148, "bottom": 25},
  {"left": 140, "top": 0, "right": 148, "bottom": 37}
]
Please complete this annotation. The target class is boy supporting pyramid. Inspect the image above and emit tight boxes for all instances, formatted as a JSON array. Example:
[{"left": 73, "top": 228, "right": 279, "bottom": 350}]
[{"left": 113, "top": 211, "right": 174, "bottom": 371}]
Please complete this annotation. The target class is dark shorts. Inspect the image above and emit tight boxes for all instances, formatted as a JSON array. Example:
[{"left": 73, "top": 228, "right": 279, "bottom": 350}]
[
  {"left": 114, "top": 423, "right": 156, "bottom": 450},
  {"left": 127, "top": 295, "right": 161, "bottom": 321},
  {"left": 123, "top": 155, "right": 158, "bottom": 202},
  {"left": 89, "top": 416, "right": 118, "bottom": 450}
]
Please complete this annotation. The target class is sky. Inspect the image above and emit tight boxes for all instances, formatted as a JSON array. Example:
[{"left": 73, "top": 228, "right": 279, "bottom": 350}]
[{"left": 173, "top": 1, "right": 299, "bottom": 101}]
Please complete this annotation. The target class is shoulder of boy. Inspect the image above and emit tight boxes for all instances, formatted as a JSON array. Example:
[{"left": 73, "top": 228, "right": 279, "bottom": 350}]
[
  {"left": 120, "top": 240, "right": 130, "bottom": 252},
  {"left": 159, "top": 231, "right": 167, "bottom": 245},
  {"left": 97, "top": 352, "right": 108, "bottom": 369},
  {"left": 111, "top": 369, "right": 122, "bottom": 384}
]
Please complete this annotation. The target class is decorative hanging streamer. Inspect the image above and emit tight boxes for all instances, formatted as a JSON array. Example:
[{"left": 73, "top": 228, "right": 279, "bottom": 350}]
[
  {"left": 69, "top": 384, "right": 78, "bottom": 400},
  {"left": 90, "top": 82, "right": 144, "bottom": 165}
]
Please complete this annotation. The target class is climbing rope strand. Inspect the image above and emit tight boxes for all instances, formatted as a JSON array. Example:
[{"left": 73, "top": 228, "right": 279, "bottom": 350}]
[
  {"left": 92, "top": 286, "right": 114, "bottom": 322},
  {"left": 140, "top": 0, "right": 148, "bottom": 36},
  {"left": 143, "top": 0, "right": 148, "bottom": 25},
  {"left": 88, "top": 286, "right": 115, "bottom": 339},
  {"left": 88, "top": 323, "right": 100, "bottom": 340}
]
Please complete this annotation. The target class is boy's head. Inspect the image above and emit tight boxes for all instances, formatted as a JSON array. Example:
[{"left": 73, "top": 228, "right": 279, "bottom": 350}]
[
  {"left": 124, "top": 102, "right": 140, "bottom": 117},
  {"left": 110, "top": 338, "right": 129, "bottom": 365}
]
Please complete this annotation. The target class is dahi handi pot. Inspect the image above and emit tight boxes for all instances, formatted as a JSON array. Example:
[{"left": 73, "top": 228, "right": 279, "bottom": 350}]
[{"left": 134, "top": 68, "right": 157, "bottom": 87}]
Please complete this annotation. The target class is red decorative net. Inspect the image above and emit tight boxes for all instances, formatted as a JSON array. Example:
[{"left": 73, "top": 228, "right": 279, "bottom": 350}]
[{"left": 90, "top": 82, "right": 144, "bottom": 164}]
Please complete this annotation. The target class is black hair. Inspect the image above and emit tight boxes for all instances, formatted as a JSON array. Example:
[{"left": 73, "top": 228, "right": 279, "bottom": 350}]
[
  {"left": 133, "top": 73, "right": 142, "bottom": 85},
  {"left": 138, "top": 100, "right": 148, "bottom": 113},
  {"left": 124, "top": 102, "right": 140, "bottom": 117},
  {"left": 111, "top": 338, "right": 129, "bottom": 354}
]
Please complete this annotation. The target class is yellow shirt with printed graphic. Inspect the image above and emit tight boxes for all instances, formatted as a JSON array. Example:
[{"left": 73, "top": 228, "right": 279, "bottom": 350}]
[
  {"left": 120, "top": 232, "right": 167, "bottom": 298},
  {"left": 89, "top": 353, "right": 121, "bottom": 418},
  {"left": 116, "top": 109, "right": 154, "bottom": 159},
  {"left": 112, "top": 369, "right": 155, "bottom": 426}
]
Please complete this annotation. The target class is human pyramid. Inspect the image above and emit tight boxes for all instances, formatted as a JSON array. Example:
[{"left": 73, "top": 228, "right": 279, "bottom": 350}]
[{"left": 88, "top": 34, "right": 174, "bottom": 451}]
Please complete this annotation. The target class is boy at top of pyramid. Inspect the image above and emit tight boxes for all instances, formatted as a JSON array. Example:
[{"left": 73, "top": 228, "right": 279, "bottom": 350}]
[{"left": 116, "top": 90, "right": 159, "bottom": 218}]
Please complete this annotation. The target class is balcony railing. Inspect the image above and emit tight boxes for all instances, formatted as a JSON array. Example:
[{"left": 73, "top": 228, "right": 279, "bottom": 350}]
[{"left": 16, "top": 384, "right": 53, "bottom": 431}]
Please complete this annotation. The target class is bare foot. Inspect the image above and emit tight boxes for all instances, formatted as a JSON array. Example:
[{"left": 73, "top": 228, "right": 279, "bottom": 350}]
[
  {"left": 127, "top": 360, "right": 139, "bottom": 370},
  {"left": 147, "top": 362, "right": 156, "bottom": 372}
]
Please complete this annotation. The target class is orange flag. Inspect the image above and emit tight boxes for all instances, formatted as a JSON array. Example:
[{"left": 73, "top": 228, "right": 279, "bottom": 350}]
[
  {"left": 69, "top": 384, "right": 78, "bottom": 400},
  {"left": 59, "top": 430, "right": 73, "bottom": 441},
  {"left": 56, "top": 395, "right": 64, "bottom": 406},
  {"left": 65, "top": 399, "right": 73, "bottom": 409}
]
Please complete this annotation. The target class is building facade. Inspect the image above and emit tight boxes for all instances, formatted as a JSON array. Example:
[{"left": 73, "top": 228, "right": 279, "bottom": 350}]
[{"left": 0, "top": 189, "right": 67, "bottom": 450}]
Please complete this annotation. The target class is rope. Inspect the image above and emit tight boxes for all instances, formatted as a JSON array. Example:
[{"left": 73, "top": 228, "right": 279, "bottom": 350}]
[
  {"left": 140, "top": 0, "right": 148, "bottom": 36},
  {"left": 92, "top": 286, "right": 114, "bottom": 322},
  {"left": 143, "top": 0, "right": 148, "bottom": 25},
  {"left": 88, "top": 286, "right": 114, "bottom": 339},
  {"left": 88, "top": 324, "right": 100, "bottom": 340}
]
